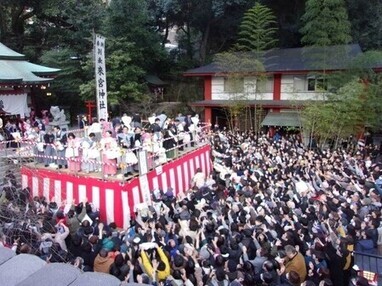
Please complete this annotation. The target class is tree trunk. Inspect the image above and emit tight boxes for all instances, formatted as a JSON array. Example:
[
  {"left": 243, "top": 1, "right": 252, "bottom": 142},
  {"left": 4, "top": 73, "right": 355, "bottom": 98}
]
[
  {"left": 199, "top": 21, "right": 210, "bottom": 64},
  {"left": 309, "top": 121, "right": 315, "bottom": 150},
  {"left": 161, "top": 20, "right": 170, "bottom": 47},
  {"left": 249, "top": 106, "right": 253, "bottom": 130},
  {"left": 186, "top": 22, "right": 193, "bottom": 60}
]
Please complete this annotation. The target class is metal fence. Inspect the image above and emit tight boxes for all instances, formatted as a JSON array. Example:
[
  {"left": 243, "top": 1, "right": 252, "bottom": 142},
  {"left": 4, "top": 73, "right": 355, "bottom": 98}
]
[
  {"left": 353, "top": 251, "right": 381, "bottom": 285},
  {"left": 0, "top": 124, "right": 213, "bottom": 179}
]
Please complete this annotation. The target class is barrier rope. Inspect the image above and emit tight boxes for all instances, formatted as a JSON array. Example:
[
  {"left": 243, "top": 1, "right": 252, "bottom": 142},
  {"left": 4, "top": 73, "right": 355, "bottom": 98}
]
[{"left": 8, "top": 124, "right": 211, "bottom": 171}]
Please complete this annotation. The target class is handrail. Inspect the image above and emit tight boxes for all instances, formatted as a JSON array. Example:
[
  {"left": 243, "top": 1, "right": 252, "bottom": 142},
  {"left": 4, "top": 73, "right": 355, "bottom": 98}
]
[
  {"left": 353, "top": 250, "right": 382, "bottom": 275},
  {"left": 0, "top": 124, "right": 213, "bottom": 179},
  {"left": 354, "top": 251, "right": 382, "bottom": 260}
]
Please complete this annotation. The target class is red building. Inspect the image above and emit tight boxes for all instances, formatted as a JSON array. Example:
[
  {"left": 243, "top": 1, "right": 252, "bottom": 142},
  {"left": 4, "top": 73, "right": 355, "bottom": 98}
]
[{"left": 184, "top": 44, "right": 364, "bottom": 128}]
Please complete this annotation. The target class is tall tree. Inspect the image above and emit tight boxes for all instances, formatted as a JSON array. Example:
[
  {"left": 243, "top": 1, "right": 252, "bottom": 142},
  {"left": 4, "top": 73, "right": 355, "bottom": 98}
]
[
  {"left": 300, "top": 0, "right": 352, "bottom": 46},
  {"left": 261, "top": 0, "right": 305, "bottom": 48},
  {"left": 214, "top": 52, "right": 265, "bottom": 130},
  {"left": 301, "top": 51, "right": 382, "bottom": 148},
  {"left": 164, "top": 0, "right": 256, "bottom": 64},
  {"left": 0, "top": 0, "right": 106, "bottom": 57},
  {"left": 347, "top": 0, "right": 382, "bottom": 50},
  {"left": 105, "top": 0, "right": 166, "bottom": 72},
  {"left": 0, "top": 0, "right": 40, "bottom": 50},
  {"left": 78, "top": 0, "right": 169, "bottom": 112},
  {"left": 235, "top": 2, "right": 278, "bottom": 52}
]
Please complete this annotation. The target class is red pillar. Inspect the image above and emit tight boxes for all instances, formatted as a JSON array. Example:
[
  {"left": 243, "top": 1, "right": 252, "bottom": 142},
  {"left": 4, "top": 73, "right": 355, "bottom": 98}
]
[
  {"left": 203, "top": 76, "right": 212, "bottom": 123},
  {"left": 204, "top": 107, "right": 212, "bottom": 124},
  {"left": 204, "top": 76, "right": 212, "bottom": 100},
  {"left": 273, "top": 74, "right": 281, "bottom": 113}
]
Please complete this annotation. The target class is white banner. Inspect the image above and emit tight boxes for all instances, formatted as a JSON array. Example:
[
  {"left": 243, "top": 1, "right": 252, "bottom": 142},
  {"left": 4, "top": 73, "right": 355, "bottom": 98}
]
[
  {"left": 0, "top": 93, "right": 29, "bottom": 118},
  {"left": 94, "top": 34, "right": 108, "bottom": 121}
]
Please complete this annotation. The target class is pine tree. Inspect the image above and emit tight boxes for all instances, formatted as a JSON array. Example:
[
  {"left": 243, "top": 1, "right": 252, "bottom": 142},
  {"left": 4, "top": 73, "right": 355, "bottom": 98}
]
[
  {"left": 235, "top": 2, "right": 278, "bottom": 52},
  {"left": 300, "top": 0, "right": 352, "bottom": 46}
]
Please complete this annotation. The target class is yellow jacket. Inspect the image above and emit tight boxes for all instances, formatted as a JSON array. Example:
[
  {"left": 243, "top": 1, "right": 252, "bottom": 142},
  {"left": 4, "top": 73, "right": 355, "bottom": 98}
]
[
  {"left": 344, "top": 243, "right": 354, "bottom": 270},
  {"left": 141, "top": 247, "right": 170, "bottom": 281}
]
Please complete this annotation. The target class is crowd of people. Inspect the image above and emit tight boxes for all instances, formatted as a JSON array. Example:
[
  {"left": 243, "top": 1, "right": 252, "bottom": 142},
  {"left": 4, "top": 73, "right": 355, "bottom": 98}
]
[
  {"left": 2, "top": 112, "right": 203, "bottom": 179},
  {"left": 0, "top": 126, "right": 381, "bottom": 286}
]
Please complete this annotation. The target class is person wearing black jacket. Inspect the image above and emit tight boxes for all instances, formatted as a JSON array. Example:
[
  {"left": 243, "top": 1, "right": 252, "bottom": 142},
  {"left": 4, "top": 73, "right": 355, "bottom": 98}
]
[
  {"left": 151, "top": 118, "right": 162, "bottom": 142},
  {"left": 43, "top": 128, "right": 55, "bottom": 167},
  {"left": 183, "top": 114, "right": 194, "bottom": 147},
  {"left": 53, "top": 125, "right": 67, "bottom": 169},
  {"left": 325, "top": 236, "right": 347, "bottom": 286},
  {"left": 110, "top": 253, "right": 129, "bottom": 281},
  {"left": 163, "top": 129, "right": 177, "bottom": 159}
]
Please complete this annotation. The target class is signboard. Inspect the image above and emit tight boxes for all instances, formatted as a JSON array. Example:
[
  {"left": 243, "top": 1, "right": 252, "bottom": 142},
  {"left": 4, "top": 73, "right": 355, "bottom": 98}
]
[
  {"left": 94, "top": 34, "right": 108, "bottom": 121},
  {"left": 138, "top": 149, "right": 148, "bottom": 176},
  {"left": 139, "top": 175, "right": 152, "bottom": 205}
]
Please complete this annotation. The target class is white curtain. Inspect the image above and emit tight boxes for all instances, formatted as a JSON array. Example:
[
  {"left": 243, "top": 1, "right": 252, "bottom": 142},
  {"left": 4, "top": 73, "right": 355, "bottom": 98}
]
[{"left": 0, "top": 93, "right": 29, "bottom": 118}]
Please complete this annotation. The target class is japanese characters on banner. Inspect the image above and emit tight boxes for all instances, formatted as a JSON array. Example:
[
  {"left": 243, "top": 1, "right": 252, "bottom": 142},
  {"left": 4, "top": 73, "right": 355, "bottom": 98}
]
[{"left": 94, "top": 34, "right": 108, "bottom": 121}]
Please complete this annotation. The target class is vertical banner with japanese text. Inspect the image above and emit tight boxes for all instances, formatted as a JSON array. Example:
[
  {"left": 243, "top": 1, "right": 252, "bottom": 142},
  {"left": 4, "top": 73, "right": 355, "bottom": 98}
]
[{"left": 94, "top": 34, "right": 108, "bottom": 121}]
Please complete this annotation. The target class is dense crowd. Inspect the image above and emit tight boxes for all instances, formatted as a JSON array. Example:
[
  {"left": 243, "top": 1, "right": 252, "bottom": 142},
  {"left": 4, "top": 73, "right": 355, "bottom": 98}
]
[
  {"left": 0, "top": 128, "right": 381, "bottom": 286},
  {"left": 1, "top": 112, "right": 202, "bottom": 179}
]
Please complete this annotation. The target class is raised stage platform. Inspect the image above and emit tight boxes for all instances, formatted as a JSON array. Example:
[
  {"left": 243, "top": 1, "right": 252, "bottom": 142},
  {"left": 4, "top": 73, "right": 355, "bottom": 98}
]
[{"left": 21, "top": 144, "right": 212, "bottom": 228}]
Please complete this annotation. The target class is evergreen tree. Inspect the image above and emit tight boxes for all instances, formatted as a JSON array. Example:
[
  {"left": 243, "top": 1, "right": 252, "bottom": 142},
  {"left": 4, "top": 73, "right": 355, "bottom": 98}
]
[
  {"left": 300, "top": 0, "right": 352, "bottom": 46},
  {"left": 347, "top": 0, "right": 382, "bottom": 50},
  {"left": 235, "top": 2, "right": 277, "bottom": 52}
]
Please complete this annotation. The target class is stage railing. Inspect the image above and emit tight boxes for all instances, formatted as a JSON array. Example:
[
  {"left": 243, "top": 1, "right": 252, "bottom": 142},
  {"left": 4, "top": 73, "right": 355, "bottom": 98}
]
[
  {"left": 354, "top": 251, "right": 382, "bottom": 274},
  {"left": 353, "top": 251, "right": 382, "bottom": 285},
  {"left": 0, "top": 123, "right": 212, "bottom": 178}
]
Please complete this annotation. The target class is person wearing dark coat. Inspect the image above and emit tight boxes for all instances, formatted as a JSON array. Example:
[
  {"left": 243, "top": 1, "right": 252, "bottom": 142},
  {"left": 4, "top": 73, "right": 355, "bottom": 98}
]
[
  {"left": 109, "top": 253, "right": 129, "bottom": 281},
  {"left": 80, "top": 241, "right": 98, "bottom": 271},
  {"left": 325, "top": 239, "right": 347, "bottom": 286},
  {"left": 163, "top": 129, "right": 177, "bottom": 159}
]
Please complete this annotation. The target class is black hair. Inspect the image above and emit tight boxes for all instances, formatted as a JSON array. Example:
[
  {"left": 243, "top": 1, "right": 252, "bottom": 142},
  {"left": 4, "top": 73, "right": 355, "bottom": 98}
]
[
  {"left": 158, "top": 261, "right": 166, "bottom": 271},
  {"left": 173, "top": 254, "right": 184, "bottom": 268},
  {"left": 215, "top": 268, "right": 226, "bottom": 282}
]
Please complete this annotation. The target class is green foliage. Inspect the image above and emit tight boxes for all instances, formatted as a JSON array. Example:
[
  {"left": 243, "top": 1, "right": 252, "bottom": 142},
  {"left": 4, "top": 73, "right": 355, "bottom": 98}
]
[
  {"left": 2, "top": 0, "right": 382, "bottom": 123},
  {"left": 105, "top": 0, "right": 166, "bottom": 72},
  {"left": 214, "top": 51, "right": 265, "bottom": 130},
  {"left": 302, "top": 48, "right": 382, "bottom": 146},
  {"left": 102, "top": 0, "right": 169, "bottom": 108},
  {"left": 40, "top": 48, "right": 83, "bottom": 94},
  {"left": 79, "top": 39, "right": 146, "bottom": 106},
  {"left": 327, "top": 51, "right": 382, "bottom": 91},
  {"left": 164, "top": 78, "right": 203, "bottom": 103},
  {"left": 347, "top": 0, "right": 382, "bottom": 50},
  {"left": 215, "top": 52, "right": 265, "bottom": 75},
  {"left": 302, "top": 76, "right": 382, "bottom": 147},
  {"left": 300, "top": 0, "right": 352, "bottom": 46},
  {"left": 235, "top": 2, "right": 278, "bottom": 52},
  {"left": 162, "top": 0, "right": 255, "bottom": 63},
  {"left": 40, "top": 47, "right": 88, "bottom": 117}
]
